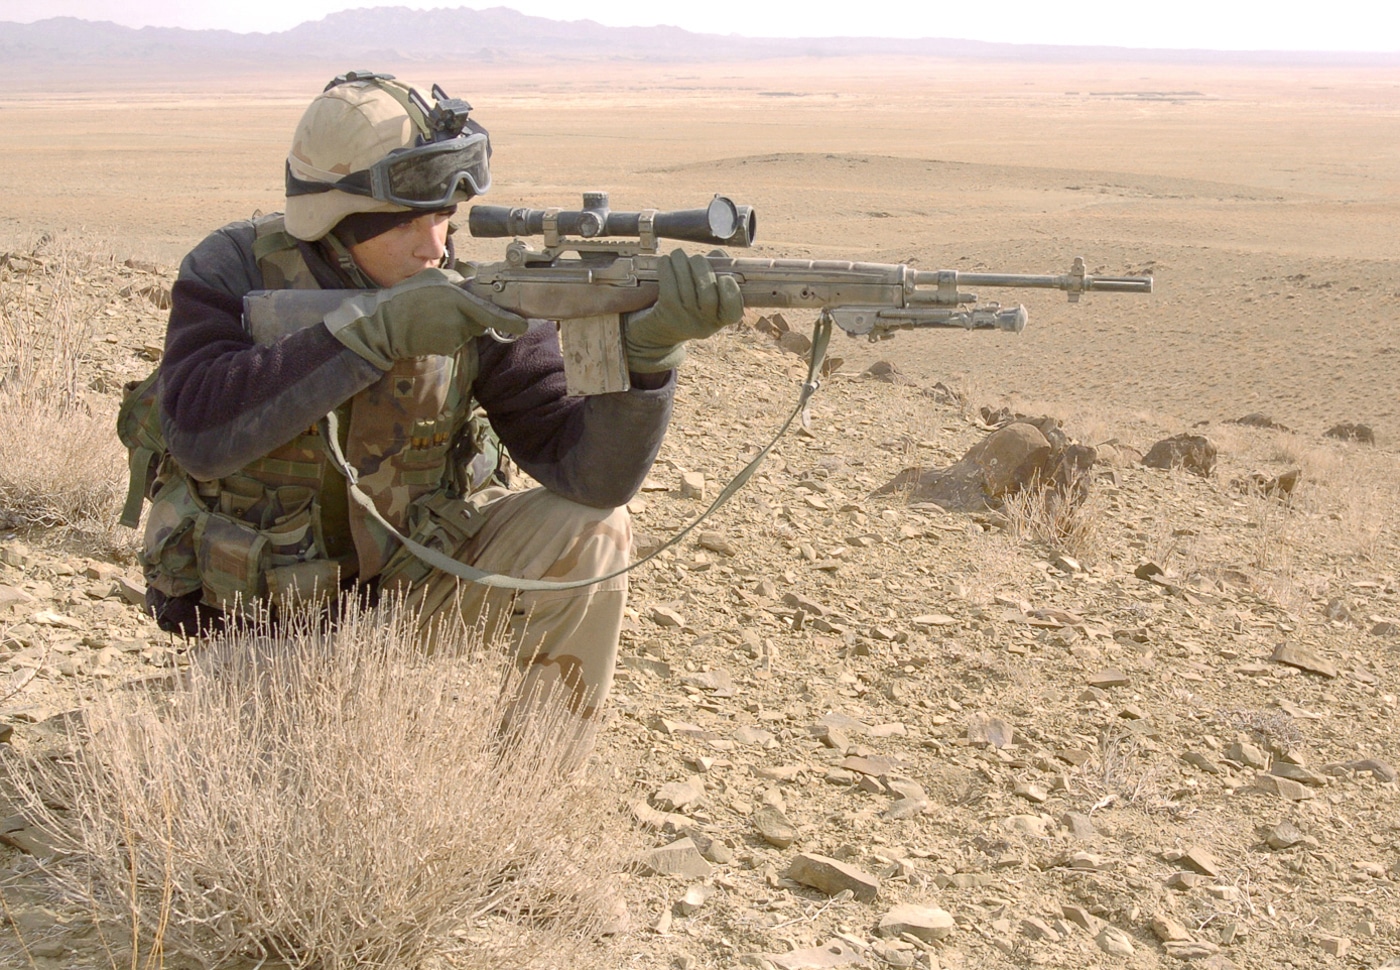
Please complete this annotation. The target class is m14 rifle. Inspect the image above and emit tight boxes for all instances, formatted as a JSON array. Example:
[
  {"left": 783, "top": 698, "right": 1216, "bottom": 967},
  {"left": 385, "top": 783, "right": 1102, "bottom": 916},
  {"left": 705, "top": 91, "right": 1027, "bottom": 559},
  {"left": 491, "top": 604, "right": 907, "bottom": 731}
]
[{"left": 244, "top": 193, "right": 1152, "bottom": 395}]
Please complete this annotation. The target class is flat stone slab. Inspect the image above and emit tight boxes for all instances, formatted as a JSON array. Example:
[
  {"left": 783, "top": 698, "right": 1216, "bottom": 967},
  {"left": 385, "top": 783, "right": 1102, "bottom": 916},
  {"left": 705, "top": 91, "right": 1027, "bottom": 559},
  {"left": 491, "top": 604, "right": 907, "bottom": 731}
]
[
  {"left": 1270, "top": 642, "right": 1338, "bottom": 678},
  {"left": 786, "top": 852, "right": 879, "bottom": 902},
  {"left": 1087, "top": 667, "right": 1130, "bottom": 688},
  {"left": 1180, "top": 845, "right": 1220, "bottom": 877},
  {"left": 753, "top": 805, "right": 797, "bottom": 849},
  {"left": 1271, "top": 762, "right": 1326, "bottom": 787},
  {"left": 1255, "top": 774, "right": 1314, "bottom": 801},
  {"left": 636, "top": 837, "right": 712, "bottom": 878},
  {"left": 877, "top": 903, "right": 954, "bottom": 942}
]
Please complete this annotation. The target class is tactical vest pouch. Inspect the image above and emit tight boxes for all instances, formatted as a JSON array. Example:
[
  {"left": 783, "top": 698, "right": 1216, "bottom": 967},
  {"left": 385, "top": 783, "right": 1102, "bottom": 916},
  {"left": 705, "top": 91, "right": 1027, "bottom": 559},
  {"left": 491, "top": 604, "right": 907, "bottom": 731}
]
[
  {"left": 141, "top": 476, "right": 206, "bottom": 598},
  {"left": 117, "top": 370, "right": 167, "bottom": 528},
  {"left": 377, "top": 486, "right": 499, "bottom": 593},
  {"left": 268, "top": 559, "right": 344, "bottom": 612},
  {"left": 451, "top": 406, "right": 511, "bottom": 494},
  {"left": 196, "top": 513, "right": 269, "bottom": 612}
]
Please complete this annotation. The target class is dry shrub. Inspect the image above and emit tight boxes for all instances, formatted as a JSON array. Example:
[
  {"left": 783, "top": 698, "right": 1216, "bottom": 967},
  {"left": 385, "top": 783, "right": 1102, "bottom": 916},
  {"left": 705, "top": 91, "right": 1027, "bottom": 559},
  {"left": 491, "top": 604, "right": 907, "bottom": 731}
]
[
  {"left": 1074, "top": 727, "right": 1172, "bottom": 811},
  {"left": 1264, "top": 438, "right": 1343, "bottom": 485},
  {"left": 1000, "top": 469, "right": 1105, "bottom": 563},
  {"left": 1236, "top": 489, "right": 1296, "bottom": 575},
  {"left": 1215, "top": 708, "right": 1305, "bottom": 754},
  {"left": 0, "top": 239, "right": 127, "bottom": 537},
  {"left": 1323, "top": 482, "right": 1392, "bottom": 562},
  {"left": 4, "top": 597, "right": 628, "bottom": 970}
]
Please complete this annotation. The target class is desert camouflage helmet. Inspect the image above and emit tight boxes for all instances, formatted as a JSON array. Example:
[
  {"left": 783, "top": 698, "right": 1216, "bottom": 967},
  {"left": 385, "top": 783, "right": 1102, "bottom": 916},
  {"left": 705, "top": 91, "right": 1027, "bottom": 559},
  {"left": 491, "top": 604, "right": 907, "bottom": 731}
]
[{"left": 284, "top": 71, "right": 491, "bottom": 241}]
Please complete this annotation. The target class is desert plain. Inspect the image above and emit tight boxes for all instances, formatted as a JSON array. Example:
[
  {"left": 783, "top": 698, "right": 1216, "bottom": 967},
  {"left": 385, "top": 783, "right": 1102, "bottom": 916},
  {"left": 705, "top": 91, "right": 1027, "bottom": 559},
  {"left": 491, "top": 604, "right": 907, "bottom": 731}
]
[{"left": 0, "top": 52, "right": 1398, "bottom": 970}]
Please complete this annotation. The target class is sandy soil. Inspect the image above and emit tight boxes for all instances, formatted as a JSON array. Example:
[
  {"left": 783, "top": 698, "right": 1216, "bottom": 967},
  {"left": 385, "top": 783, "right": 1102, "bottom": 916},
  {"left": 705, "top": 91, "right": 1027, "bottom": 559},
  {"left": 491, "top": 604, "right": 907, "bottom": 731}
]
[{"left": 0, "top": 55, "right": 1398, "bottom": 970}]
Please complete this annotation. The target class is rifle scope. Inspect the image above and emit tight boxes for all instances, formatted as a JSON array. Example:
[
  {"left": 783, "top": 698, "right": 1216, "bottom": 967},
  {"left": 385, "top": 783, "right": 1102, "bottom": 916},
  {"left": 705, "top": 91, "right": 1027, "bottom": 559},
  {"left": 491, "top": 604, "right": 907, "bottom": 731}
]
[{"left": 468, "top": 193, "right": 756, "bottom": 248}]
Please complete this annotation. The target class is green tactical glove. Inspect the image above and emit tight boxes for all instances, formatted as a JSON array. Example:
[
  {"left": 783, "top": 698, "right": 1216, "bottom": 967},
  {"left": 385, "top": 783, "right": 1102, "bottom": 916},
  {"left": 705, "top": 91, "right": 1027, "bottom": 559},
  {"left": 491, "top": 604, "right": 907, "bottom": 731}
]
[
  {"left": 323, "top": 268, "right": 528, "bottom": 370},
  {"left": 624, "top": 249, "right": 743, "bottom": 373}
]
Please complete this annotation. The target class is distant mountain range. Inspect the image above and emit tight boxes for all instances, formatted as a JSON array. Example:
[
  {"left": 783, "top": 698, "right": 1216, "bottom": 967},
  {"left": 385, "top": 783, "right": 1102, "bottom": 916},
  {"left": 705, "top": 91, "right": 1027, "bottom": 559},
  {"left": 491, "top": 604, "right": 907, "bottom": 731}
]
[{"left": 2, "top": 6, "right": 1395, "bottom": 67}]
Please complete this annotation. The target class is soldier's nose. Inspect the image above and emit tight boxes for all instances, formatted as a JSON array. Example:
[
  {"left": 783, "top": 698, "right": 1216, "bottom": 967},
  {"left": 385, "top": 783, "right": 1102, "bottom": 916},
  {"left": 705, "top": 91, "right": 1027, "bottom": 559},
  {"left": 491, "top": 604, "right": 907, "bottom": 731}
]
[{"left": 414, "top": 227, "right": 446, "bottom": 261}]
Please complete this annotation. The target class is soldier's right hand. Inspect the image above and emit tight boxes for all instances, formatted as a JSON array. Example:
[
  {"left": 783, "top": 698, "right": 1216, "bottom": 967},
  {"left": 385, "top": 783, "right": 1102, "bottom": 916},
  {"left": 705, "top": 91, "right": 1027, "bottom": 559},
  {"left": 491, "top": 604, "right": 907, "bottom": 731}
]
[{"left": 323, "top": 268, "right": 528, "bottom": 369}]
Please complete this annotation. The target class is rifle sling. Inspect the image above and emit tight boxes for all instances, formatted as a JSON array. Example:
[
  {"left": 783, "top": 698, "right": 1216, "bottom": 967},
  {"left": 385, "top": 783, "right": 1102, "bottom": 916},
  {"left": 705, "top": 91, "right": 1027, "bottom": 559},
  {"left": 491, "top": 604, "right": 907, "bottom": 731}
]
[{"left": 323, "top": 314, "right": 833, "bottom": 592}]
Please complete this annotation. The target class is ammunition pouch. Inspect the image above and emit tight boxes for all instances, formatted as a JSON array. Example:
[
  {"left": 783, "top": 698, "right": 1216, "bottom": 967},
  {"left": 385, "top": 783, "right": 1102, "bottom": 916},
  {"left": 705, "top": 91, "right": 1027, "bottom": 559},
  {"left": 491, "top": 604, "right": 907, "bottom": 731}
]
[{"left": 144, "top": 471, "right": 342, "bottom": 616}]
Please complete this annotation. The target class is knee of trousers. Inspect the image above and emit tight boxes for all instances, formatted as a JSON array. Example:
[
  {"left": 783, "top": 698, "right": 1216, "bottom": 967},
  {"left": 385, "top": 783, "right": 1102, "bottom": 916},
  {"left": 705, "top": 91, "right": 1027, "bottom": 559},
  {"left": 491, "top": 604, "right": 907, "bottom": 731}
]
[{"left": 529, "top": 492, "right": 633, "bottom": 577}]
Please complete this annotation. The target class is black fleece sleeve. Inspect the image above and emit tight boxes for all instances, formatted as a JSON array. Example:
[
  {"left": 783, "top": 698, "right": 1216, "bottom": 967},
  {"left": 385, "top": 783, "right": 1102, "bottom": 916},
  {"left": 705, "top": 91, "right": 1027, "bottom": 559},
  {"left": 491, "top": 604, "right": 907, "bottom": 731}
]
[
  {"left": 473, "top": 322, "right": 675, "bottom": 508},
  {"left": 158, "top": 222, "right": 384, "bottom": 480}
]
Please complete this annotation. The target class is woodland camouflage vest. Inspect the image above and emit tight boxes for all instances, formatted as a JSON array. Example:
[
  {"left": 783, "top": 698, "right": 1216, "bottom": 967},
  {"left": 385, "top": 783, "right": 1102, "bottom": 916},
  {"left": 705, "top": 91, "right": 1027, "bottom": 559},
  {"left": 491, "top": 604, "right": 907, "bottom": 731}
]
[{"left": 130, "top": 214, "right": 483, "bottom": 615}]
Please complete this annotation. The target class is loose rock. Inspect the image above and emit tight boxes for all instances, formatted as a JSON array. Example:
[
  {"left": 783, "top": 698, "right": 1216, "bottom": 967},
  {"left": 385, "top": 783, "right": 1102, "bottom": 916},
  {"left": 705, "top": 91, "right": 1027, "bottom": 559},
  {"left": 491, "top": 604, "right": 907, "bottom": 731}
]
[
  {"left": 1164, "top": 940, "right": 1220, "bottom": 959},
  {"left": 653, "top": 777, "right": 706, "bottom": 813},
  {"left": 1318, "top": 936, "right": 1350, "bottom": 957},
  {"left": 650, "top": 606, "right": 687, "bottom": 628},
  {"left": 680, "top": 471, "right": 707, "bottom": 500},
  {"left": 1270, "top": 762, "right": 1326, "bottom": 787},
  {"left": 1062, "top": 905, "right": 1105, "bottom": 934},
  {"left": 1263, "top": 820, "right": 1305, "bottom": 850},
  {"left": 1087, "top": 667, "right": 1130, "bottom": 688},
  {"left": 786, "top": 853, "right": 880, "bottom": 902},
  {"left": 1095, "top": 925, "right": 1135, "bottom": 957},
  {"left": 753, "top": 805, "right": 797, "bottom": 849},
  {"left": 1021, "top": 916, "right": 1060, "bottom": 942},
  {"left": 876, "top": 903, "right": 955, "bottom": 942},
  {"left": 1141, "top": 434, "right": 1216, "bottom": 476},
  {"left": 677, "top": 882, "right": 711, "bottom": 916},
  {"left": 967, "top": 712, "right": 1014, "bottom": 748},
  {"left": 1225, "top": 741, "right": 1268, "bottom": 769},
  {"left": 637, "top": 838, "right": 712, "bottom": 878},
  {"left": 1151, "top": 914, "right": 1192, "bottom": 942},
  {"left": 1269, "top": 642, "right": 1338, "bottom": 678},
  {"left": 1254, "top": 775, "right": 1314, "bottom": 801},
  {"left": 1179, "top": 846, "right": 1221, "bottom": 877},
  {"left": 1323, "top": 422, "right": 1374, "bottom": 444}
]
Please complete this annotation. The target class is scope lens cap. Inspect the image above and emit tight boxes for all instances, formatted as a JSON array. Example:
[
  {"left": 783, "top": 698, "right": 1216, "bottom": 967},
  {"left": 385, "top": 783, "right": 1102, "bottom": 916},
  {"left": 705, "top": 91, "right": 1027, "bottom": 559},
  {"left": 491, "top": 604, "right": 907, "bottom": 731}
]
[{"left": 706, "top": 196, "right": 739, "bottom": 239}]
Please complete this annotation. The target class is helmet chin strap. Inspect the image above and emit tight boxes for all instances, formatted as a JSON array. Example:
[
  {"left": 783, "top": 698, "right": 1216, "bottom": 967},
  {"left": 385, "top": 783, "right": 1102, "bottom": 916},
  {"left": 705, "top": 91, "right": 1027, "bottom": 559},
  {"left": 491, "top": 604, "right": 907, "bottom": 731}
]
[{"left": 320, "top": 231, "right": 376, "bottom": 287}]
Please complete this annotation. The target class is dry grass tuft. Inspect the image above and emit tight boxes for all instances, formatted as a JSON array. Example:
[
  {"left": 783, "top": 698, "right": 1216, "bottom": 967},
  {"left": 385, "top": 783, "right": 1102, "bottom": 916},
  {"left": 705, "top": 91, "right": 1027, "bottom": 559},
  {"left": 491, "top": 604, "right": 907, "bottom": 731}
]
[
  {"left": 1215, "top": 707, "right": 1306, "bottom": 754},
  {"left": 1072, "top": 727, "right": 1181, "bottom": 815},
  {"left": 1000, "top": 469, "right": 1106, "bottom": 563},
  {"left": 4, "top": 597, "right": 628, "bottom": 970},
  {"left": 0, "top": 239, "right": 128, "bottom": 541}
]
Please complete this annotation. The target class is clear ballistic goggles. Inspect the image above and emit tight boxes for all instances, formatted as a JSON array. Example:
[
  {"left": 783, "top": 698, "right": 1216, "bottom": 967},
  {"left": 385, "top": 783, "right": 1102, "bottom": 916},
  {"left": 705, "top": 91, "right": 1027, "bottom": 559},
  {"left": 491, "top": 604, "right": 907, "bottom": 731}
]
[{"left": 287, "top": 130, "right": 492, "bottom": 209}]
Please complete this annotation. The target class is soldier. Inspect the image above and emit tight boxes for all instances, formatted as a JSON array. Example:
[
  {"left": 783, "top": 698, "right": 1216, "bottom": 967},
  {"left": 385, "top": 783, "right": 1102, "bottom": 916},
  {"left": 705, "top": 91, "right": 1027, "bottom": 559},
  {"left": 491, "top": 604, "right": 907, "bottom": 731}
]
[{"left": 139, "top": 71, "right": 741, "bottom": 762}]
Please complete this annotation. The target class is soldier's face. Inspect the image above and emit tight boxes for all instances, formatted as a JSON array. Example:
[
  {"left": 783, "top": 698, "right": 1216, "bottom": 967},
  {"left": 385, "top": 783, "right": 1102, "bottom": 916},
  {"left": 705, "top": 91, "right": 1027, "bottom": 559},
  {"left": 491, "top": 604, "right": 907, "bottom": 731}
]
[{"left": 348, "top": 210, "right": 453, "bottom": 287}]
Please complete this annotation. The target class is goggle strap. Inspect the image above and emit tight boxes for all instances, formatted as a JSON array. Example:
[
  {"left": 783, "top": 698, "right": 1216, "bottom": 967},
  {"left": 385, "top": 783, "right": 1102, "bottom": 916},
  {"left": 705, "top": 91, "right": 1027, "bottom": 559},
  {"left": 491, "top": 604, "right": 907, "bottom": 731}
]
[{"left": 286, "top": 160, "right": 373, "bottom": 198}]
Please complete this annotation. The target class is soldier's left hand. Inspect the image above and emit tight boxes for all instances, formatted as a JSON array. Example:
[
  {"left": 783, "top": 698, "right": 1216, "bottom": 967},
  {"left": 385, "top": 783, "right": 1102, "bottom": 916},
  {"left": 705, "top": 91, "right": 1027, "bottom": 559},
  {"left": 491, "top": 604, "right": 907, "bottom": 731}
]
[{"left": 624, "top": 249, "right": 743, "bottom": 373}]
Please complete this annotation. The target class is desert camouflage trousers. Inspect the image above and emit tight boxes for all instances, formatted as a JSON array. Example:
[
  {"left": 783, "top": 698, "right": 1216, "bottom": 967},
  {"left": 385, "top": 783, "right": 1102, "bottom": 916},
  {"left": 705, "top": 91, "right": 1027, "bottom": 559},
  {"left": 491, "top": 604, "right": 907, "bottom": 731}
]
[{"left": 384, "top": 487, "right": 630, "bottom": 769}]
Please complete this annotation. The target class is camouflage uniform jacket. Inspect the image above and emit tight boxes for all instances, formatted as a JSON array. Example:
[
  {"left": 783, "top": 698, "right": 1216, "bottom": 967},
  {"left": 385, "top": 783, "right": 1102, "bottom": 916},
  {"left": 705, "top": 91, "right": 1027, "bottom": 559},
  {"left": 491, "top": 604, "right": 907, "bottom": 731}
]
[{"left": 145, "top": 214, "right": 674, "bottom": 627}]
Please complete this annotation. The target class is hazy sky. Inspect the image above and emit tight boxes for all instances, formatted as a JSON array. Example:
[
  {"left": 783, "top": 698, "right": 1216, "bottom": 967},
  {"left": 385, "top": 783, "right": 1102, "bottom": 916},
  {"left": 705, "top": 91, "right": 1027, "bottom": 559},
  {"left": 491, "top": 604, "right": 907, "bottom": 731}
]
[{"left": 3, "top": 0, "right": 1397, "bottom": 52}]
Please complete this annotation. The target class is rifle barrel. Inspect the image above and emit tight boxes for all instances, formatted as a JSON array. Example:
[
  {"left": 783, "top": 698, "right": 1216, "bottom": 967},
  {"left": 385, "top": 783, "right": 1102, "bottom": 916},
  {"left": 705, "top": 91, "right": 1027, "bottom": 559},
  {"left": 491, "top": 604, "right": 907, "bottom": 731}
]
[{"left": 921, "top": 271, "right": 1153, "bottom": 294}]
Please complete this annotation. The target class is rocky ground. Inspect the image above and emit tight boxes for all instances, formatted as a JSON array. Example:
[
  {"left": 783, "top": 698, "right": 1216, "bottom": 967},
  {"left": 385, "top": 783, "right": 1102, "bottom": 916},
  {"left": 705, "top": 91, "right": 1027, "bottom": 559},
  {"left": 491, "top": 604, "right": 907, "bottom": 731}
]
[
  {"left": 599, "top": 317, "right": 1400, "bottom": 970},
  {"left": 0, "top": 252, "right": 1397, "bottom": 970}
]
